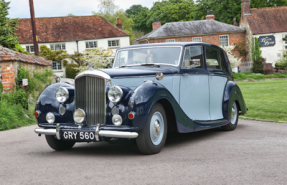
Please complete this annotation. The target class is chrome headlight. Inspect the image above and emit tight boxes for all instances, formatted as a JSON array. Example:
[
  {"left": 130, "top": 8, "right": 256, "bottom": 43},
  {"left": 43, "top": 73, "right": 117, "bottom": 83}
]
[
  {"left": 55, "top": 87, "right": 69, "bottom": 103},
  {"left": 108, "top": 86, "right": 123, "bottom": 103},
  {"left": 46, "top": 112, "right": 55, "bottom": 124},
  {"left": 73, "top": 108, "right": 86, "bottom": 124}
]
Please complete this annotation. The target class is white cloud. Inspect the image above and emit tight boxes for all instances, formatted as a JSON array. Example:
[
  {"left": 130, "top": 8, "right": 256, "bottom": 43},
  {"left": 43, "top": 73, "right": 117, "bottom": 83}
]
[{"left": 8, "top": 0, "right": 156, "bottom": 18}]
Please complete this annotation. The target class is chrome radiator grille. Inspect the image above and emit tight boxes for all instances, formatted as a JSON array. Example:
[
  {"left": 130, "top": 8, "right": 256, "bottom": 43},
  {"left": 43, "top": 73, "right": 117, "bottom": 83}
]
[{"left": 75, "top": 76, "right": 106, "bottom": 126}]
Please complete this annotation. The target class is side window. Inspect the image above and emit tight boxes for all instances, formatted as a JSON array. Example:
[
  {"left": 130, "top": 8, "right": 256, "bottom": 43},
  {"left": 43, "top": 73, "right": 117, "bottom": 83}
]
[
  {"left": 206, "top": 46, "right": 222, "bottom": 70},
  {"left": 219, "top": 51, "right": 226, "bottom": 71},
  {"left": 182, "top": 46, "right": 204, "bottom": 69}
]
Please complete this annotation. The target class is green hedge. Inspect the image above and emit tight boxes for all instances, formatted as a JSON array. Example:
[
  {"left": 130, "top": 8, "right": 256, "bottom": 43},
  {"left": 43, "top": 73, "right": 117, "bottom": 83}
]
[{"left": 66, "top": 64, "right": 79, "bottom": 78}]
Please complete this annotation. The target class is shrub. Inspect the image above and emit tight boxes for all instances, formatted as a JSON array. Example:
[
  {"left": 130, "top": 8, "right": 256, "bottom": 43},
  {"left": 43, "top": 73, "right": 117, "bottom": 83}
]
[
  {"left": 275, "top": 50, "right": 287, "bottom": 68},
  {"left": 0, "top": 81, "right": 3, "bottom": 94},
  {"left": 251, "top": 38, "right": 264, "bottom": 73},
  {"left": 66, "top": 64, "right": 79, "bottom": 78}
]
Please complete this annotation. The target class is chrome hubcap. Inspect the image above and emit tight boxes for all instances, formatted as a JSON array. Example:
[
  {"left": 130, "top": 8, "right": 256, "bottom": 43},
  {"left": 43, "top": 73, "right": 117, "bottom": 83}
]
[
  {"left": 231, "top": 107, "right": 235, "bottom": 120},
  {"left": 231, "top": 103, "right": 237, "bottom": 125},
  {"left": 150, "top": 111, "right": 164, "bottom": 145},
  {"left": 152, "top": 119, "right": 161, "bottom": 138}
]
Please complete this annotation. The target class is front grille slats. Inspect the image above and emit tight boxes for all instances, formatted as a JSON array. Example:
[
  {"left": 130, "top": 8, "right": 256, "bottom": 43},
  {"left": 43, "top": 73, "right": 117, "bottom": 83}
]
[{"left": 75, "top": 76, "right": 106, "bottom": 126}]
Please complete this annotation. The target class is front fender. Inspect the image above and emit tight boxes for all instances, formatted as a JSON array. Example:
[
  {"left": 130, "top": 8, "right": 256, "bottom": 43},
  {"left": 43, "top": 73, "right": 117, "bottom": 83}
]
[
  {"left": 223, "top": 81, "right": 247, "bottom": 121},
  {"left": 36, "top": 83, "right": 75, "bottom": 127}
]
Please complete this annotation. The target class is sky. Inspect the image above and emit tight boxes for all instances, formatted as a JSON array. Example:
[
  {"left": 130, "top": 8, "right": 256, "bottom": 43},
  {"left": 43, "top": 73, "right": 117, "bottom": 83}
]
[{"left": 8, "top": 0, "right": 156, "bottom": 19}]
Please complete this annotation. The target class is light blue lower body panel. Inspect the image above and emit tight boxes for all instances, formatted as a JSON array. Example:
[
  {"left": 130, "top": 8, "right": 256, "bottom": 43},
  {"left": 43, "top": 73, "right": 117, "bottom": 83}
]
[
  {"left": 180, "top": 75, "right": 210, "bottom": 121},
  {"left": 209, "top": 76, "right": 227, "bottom": 120}
]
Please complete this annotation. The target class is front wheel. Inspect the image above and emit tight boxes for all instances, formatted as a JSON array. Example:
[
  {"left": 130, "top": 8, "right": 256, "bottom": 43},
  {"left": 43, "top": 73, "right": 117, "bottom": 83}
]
[
  {"left": 136, "top": 103, "right": 167, "bottom": 155},
  {"left": 222, "top": 102, "right": 239, "bottom": 131},
  {"left": 45, "top": 135, "right": 75, "bottom": 151}
]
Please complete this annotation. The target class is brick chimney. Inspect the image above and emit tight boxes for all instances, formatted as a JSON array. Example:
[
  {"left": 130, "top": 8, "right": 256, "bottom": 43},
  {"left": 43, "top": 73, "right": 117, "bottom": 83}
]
[
  {"left": 116, "top": 18, "right": 122, "bottom": 30},
  {"left": 241, "top": 0, "right": 251, "bottom": 15},
  {"left": 152, "top": 17, "right": 161, "bottom": 31},
  {"left": 206, "top": 10, "right": 215, "bottom": 20},
  {"left": 233, "top": 18, "right": 238, "bottom": 26}
]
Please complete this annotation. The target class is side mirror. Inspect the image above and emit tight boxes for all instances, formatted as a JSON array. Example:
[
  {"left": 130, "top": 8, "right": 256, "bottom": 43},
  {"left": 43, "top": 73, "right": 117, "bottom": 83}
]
[{"left": 155, "top": 73, "right": 164, "bottom": 81}]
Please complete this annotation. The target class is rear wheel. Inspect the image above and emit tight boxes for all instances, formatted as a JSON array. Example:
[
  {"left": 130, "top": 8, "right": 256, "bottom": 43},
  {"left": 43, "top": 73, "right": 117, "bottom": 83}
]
[
  {"left": 136, "top": 103, "right": 167, "bottom": 155},
  {"left": 222, "top": 102, "right": 239, "bottom": 131},
  {"left": 45, "top": 135, "right": 75, "bottom": 151}
]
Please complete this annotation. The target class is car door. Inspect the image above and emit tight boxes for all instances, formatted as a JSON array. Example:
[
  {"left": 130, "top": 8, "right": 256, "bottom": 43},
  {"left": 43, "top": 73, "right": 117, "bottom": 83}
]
[
  {"left": 205, "top": 46, "right": 228, "bottom": 120},
  {"left": 180, "top": 46, "right": 211, "bottom": 121}
]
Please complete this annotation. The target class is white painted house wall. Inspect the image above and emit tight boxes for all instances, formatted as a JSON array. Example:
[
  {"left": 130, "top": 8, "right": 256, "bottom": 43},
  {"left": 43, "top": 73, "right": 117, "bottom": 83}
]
[
  {"left": 20, "top": 36, "right": 130, "bottom": 77},
  {"left": 254, "top": 32, "right": 287, "bottom": 66}
]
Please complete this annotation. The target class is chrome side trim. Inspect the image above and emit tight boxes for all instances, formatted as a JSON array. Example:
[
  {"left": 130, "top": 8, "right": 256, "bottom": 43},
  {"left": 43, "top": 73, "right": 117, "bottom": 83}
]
[
  {"left": 75, "top": 69, "right": 111, "bottom": 80},
  {"left": 34, "top": 128, "right": 139, "bottom": 139}
]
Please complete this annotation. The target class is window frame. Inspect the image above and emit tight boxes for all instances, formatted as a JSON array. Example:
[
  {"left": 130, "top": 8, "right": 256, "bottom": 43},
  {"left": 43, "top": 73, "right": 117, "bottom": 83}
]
[
  {"left": 181, "top": 45, "right": 205, "bottom": 69},
  {"left": 50, "top": 43, "right": 66, "bottom": 51},
  {"left": 86, "top": 41, "right": 98, "bottom": 49},
  {"left": 108, "top": 40, "right": 120, "bottom": 47},
  {"left": 166, "top": 39, "right": 175, "bottom": 42},
  {"left": 192, "top": 37, "right": 202, "bottom": 42},
  {"left": 52, "top": 61, "right": 62, "bottom": 70},
  {"left": 219, "top": 35, "right": 229, "bottom": 46},
  {"left": 26, "top": 45, "right": 35, "bottom": 53}
]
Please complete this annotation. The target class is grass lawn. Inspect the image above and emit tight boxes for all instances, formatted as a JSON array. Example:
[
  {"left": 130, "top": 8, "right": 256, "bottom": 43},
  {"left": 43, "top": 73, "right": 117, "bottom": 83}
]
[
  {"left": 234, "top": 72, "right": 287, "bottom": 80},
  {"left": 237, "top": 79, "right": 287, "bottom": 122}
]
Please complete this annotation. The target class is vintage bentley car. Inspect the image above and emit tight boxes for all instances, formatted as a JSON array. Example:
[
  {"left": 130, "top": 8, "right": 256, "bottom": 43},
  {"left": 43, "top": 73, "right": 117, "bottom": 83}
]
[{"left": 34, "top": 42, "right": 247, "bottom": 154}]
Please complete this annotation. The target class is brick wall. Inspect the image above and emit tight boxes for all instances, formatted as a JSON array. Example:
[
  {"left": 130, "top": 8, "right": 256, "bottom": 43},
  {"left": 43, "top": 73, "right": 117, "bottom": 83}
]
[
  {"left": 0, "top": 61, "right": 51, "bottom": 91},
  {"left": 147, "top": 32, "right": 246, "bottom": 62}
]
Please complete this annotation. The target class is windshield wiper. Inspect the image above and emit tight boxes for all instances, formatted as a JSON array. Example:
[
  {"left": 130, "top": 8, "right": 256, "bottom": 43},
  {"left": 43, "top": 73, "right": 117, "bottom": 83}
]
[
  {"left": 119, "top": 65, "right": 132, "bottom": 68},
  {"left": 140, "top": 63, "right": 160, "bottom": 67}
]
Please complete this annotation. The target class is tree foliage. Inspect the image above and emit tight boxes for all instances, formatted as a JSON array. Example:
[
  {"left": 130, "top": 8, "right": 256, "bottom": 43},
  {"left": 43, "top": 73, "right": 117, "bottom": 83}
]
[
  {"left": 95, "top": 0, "right": 135, "bottom": 40},
  {"left": 38, "top": 45, "right": 67, "bottom": 61},
  {"left": 75, "top": 48, "right": 113, "bottom": 73},
  {"left": 252, "top": 37, "right": 264, "bottom": 73},
  {"left": 221, "top": 45, "right": 242, "bottom": 68},
  {"left": 194, "top": 0, "right": 287, "bottom": 24},
  {"left": 0, "top": 0, "right": 20, "bottom": 51},
  {"left": 126, "top": 5, "right": 143, "bottom": 18}
]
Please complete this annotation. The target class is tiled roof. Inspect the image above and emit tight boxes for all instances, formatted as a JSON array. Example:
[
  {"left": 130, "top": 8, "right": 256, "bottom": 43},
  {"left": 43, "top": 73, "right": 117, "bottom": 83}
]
[
  {"left": 0, "top": 46, "right": 52, "bottom": 66},
  {"left": 136, "top": 20, "right": 245, "bottom": 41},
  {"left": 16, "top": 15, "right": 129, "bottom": 44},
  {"left": 244, "top": 6, "right": 287, "bottom": 34}
]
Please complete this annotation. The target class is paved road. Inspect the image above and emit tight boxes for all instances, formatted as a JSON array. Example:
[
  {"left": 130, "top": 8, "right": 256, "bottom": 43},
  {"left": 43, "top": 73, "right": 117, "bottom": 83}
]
[{"left": 1, "top": 120, "right": 287, "bottom": 185}]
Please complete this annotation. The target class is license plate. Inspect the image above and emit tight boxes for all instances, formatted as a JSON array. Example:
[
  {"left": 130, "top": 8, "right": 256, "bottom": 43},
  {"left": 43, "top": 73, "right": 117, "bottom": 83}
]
[{"left": 62, "top": 131, "right": 95, "bottom": 141}]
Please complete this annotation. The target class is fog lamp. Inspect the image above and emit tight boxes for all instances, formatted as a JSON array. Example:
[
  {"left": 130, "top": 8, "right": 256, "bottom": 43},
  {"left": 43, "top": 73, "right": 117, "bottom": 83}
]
[
  {"left": 112, "top": 114, "right": 122, "bottom": 126},
  {"left": 73, "top": 108, "right": 86, "bottom": 124},
  {"left": 46, "top": 112, "right": 55, "bottom": 124}
]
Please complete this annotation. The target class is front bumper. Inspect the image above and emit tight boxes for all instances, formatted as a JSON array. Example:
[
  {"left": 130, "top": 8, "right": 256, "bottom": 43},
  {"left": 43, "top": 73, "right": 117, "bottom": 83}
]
[{"left": 34, "top": 124, "right": 138, "bottom": 141}]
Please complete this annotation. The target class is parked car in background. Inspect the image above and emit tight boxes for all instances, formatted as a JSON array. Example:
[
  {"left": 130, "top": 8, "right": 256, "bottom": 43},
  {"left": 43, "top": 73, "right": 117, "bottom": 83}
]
[{"left": 35, "top": 43, "right": 247, "bottom": 154}]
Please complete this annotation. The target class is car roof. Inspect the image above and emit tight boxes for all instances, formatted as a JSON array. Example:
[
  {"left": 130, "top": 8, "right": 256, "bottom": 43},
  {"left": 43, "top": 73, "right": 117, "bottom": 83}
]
[{"left": 119, "top": 42, "right": 221, "bottom": 50}]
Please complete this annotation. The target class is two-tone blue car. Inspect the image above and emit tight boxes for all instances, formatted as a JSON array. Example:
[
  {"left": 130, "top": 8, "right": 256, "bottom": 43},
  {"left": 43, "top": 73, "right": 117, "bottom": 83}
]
[{"left": 34, "top": 42, "right": 247, "bottom": 154}]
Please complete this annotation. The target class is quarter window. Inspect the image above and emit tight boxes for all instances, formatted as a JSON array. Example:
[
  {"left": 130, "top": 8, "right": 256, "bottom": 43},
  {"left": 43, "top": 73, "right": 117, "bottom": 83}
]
[
  {"left": 86, "top": 41, "right": 97, "bottom": 48},
  {"left": 26, "top": 45, "right": 35, "bottom": 53},
  {"left": 108, "top": 40, "right": 119, "bottom": 47},
  {"left": 166, "top": 39, "right": 175, "bottom": 42},
  {"left": 220, "top": 35, "right": 229, "bottom": 46},
  {"left": 50, "top": 43, "right": 66, "bottom": 51},
  {"left": 182, "top": 46, "right": 204, "bottom": 69},
  {"left": 192, "top": 37, "right": 202, "bottom": 42},
  {"left": 206, "top": 46, "right": 225, "bottom": 71},
  {"left": 52, "top": 61, "right": 62, "bottom": 70}
]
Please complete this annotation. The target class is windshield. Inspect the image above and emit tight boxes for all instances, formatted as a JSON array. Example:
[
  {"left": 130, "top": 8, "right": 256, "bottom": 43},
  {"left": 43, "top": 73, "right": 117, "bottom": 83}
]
[{"left": 113, "top": 47, "right": 182, "bottom": 68}]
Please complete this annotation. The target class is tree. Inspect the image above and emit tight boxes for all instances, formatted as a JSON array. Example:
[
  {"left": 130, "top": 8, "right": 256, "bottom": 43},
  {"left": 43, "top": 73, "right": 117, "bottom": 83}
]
[
  {"left": 38, "top": 45, "right": 67, "bottom": 61},
  {"left": 75, "top": 48, "right": 113, "bottom": 73},
  {"left": 221, "top": 45, "right": 242, "bottom": 68},
  {"left": 126, "top": 5, "right": 143, "bottom": 18},
  {"left": 251, "top": 38, "right": 264, "bottom": 73},
  {"left": 95, "top": 0, "right": 135, "bottom": 40},
  {"left": 132, "top": 7, "right": 150, "bottom": 33},
  {"left": 0, "top": 0, "right": 20, "bottom": 51}
]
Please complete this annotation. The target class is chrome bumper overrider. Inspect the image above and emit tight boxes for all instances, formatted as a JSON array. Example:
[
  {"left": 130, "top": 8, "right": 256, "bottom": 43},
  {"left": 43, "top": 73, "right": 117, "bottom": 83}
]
[{"left": 34, "top": 127, "right": 139, "bottom": 140}]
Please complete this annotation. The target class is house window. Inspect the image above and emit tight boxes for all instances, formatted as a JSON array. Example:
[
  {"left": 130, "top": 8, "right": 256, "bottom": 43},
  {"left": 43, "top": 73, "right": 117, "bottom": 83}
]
[
  {"left": 108, "top": 40, "right": 119, "bottom": 47},
  {"left": 26, "top": 45, "right": 35, "bottom": 53},
  {"left": 192, "top": 37, "right": 202, "bottom": 42},
  {"left": 50, "top": 43, "right": 66, "bottom": 51},
  {"left": 220, "top": 35, "right": 229, "bottom": 46},
  {"left": 166, "top": 39, "right": 175, "bottom": 42},
  {"left": 52, "top": 61, "right": 62, "bottom": 70},
  {"left": 86, "top": 41, "right": 98, "bottom": 48}
]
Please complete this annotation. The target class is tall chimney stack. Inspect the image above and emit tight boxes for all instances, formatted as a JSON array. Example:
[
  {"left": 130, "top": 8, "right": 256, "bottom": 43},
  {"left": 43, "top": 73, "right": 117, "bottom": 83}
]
[
  {"left": 233, "top": 18, "right": 238, "bottom": 26},
  {"left": 152, "top": 17, "right": 161, "bottom": 31},
  {"left": 206, "top": 10, "right": 215, "bottom": 20},
  {"left": 116, "top": 18, "right": 122, "bottom": 30},
  {"left": 241, "top": 0, "right": 251, "bottom": 15}
]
